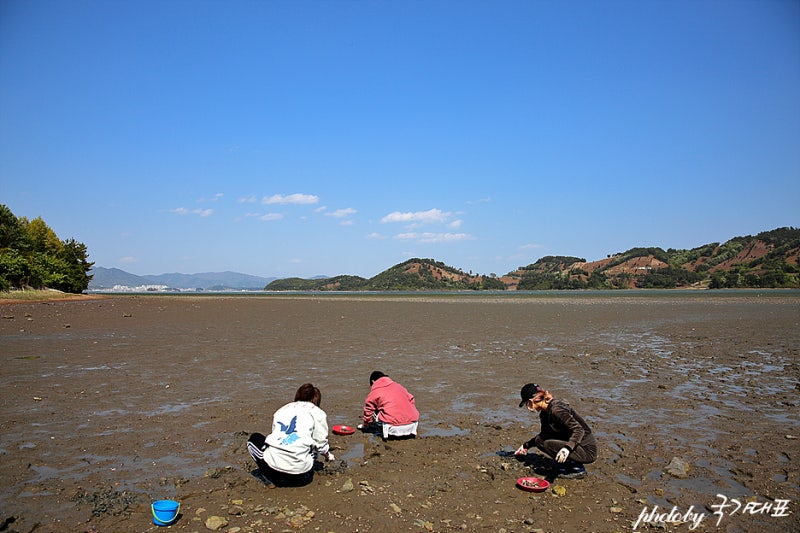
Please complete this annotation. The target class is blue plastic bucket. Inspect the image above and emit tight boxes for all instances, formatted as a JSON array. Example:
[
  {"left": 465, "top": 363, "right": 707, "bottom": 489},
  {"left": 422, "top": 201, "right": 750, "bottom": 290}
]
[{"left": 151, "top": 499, "right": 180, "bottom": 526}]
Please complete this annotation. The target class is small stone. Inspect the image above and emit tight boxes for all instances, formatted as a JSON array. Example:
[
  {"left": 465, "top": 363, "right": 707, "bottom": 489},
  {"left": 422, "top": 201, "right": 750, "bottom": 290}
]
[
  {"left": 389, "top": 503, "right": 402, "bottom": 514},
  {"left": 785, "top": 434, "right": 797, "bottom": 440},
  {"left": 203, "top": 468, "right": 224, "bottom": 479},
  {"left": 610, "top": 506, "right": 624, "bottom": 513},
  {"left": 665, "top": 457, "right": 690, "bottom": 478},
  {"left": 551, "top": 485, "right": 567, "bottom": 497},
  {"left": 341, "top": 478, "right": 354, "bottom": 492},
  {"left": 204, "top": 515, "right": 228, "bottom": 530},
  {"left": 227, "top": 505, "right": 244, "bottom": 516},
  {"left": 230, "top": 499, "right": 243, "bottom": 505}
]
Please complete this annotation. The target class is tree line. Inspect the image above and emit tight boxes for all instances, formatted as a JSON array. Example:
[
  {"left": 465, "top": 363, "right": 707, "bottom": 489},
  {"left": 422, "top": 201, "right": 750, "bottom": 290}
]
[{"left": 0, "top": 204, "right": 94, "bottom": 293}]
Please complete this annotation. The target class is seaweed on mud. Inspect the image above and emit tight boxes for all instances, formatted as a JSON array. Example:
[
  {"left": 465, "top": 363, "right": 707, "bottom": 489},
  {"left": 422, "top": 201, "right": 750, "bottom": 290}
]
[
  {"left": 316, "top": 459, "right": 348, "bottom": 475},
  {"left": 71, "top": 488, "right": 144, "bottom": 517}
]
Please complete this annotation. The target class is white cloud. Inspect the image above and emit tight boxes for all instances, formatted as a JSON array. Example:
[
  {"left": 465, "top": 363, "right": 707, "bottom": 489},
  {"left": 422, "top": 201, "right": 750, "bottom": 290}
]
[
  {"left": 170, "top": 207, "right": 214, "bottom": 217},
  {"left": 339, "top": 219, "right": 354, "bottom": 226},
  {"left": 239, "top": 195, "right": 258, "bottom": 204},
  {"left": 366, "top": 232, "right": 386, "bottom": 240},
  {"left": 119, "top": 256, "right": 138, "bottom": 264},
  {"left": 519, "top": 243, "right": 544, "bottom": 250},
  {"left": 381, "top": 208, "right": 451, "bottom": 224},
  {"left": 262, "top": 193, "right": 319, "bottom": 205},
  {"left": 447, "top": 219, "right": 463, "bottom": 229},
  {"left": 327, "top": 208, "right": 357, "bottom": 218},
  {"left": 396, "top": 232, "right": 474, "bottom": 243},
  {"left": 259, "top": 213, "right": 283, "bottom": 221},
  {"left": 200, "top": 193, "right": 224, "bottom": 203}
]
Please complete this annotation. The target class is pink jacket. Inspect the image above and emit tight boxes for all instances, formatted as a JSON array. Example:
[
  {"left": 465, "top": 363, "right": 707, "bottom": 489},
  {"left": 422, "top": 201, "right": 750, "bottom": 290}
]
[{"left": 363, "top": 377, "right": 419, "bottom": 426}]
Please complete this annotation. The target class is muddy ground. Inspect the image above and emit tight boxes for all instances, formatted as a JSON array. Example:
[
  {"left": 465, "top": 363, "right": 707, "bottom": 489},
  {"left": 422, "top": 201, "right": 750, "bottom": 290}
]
[{"left": 1, "top": 293, "right": 798, "bottom": 532}]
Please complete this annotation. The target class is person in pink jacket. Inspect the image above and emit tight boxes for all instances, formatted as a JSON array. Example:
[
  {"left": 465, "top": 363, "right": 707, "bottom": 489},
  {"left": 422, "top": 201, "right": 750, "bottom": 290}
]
[{"left": 360, "top": 371, "right": 419, "bottom": 439}]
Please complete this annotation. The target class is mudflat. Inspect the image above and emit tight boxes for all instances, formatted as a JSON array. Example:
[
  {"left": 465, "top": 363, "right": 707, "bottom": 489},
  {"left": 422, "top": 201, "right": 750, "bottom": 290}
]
[{"left": 1, "top": 293, "right": 798, "bottom": 532}]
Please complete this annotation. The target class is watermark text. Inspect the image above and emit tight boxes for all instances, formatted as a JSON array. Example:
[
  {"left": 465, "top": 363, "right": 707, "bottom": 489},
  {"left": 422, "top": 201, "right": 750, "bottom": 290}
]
[{"left": 632, "top": 494, "right": 791, "bottom": 531}]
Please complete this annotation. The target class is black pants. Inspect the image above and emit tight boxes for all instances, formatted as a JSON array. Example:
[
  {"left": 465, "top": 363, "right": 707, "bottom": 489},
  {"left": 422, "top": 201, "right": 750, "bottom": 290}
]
[{"left": 247, "top": 433, "right": 313, "bottom": 487}]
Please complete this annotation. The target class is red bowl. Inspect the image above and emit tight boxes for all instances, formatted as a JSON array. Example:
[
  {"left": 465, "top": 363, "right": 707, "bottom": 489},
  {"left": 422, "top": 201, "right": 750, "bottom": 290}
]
[
  {"left": 516, "top": 476, "right": 549, "bottom": 493},
  {"left": 332, "top": 425, "right": 355, "bottom": 435}
]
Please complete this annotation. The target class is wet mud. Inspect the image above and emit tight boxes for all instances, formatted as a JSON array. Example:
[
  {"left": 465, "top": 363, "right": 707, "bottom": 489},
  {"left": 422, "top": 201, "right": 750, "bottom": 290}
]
[{"left": 1, "top": 293, "right": 798, "bottom": 532}]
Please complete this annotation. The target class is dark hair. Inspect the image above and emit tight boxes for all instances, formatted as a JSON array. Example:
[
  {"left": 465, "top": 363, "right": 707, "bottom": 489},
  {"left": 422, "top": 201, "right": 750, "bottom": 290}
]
[
  {"left": 518, "top": 383, "right": 542, "bottom": 407},
  {"left": 295, "top": 383, "right": 322, "bottom": 406},
  {"left": 369, "top": 371, "right": 386, "bottom": 385}
]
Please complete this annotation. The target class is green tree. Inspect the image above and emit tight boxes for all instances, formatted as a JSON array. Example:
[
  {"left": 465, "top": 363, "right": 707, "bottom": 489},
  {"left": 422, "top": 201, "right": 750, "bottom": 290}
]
[
  {"left": 0, "top": 249, "right": 32, "bottom": 290},
  {"left": 22, "top": 217, "right": 64, "bottom": 254},
  {"left": 0, "top": 205, "right": 93, "bottom": 293},
  {"left": 0, "top": 205, "right": 27, "bottom": 249}
]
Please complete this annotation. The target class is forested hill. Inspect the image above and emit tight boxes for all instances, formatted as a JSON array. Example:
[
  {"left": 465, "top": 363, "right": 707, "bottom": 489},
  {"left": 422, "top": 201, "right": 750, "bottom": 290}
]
[
  {"left": 268, "top": 227, "right": 800, "bottom": 291},
  {"left": 502, "top": 227, "right": 800, "bottom": 290},
  {"left": 265, "top": 259, "right": 505, "bottom": 291}
]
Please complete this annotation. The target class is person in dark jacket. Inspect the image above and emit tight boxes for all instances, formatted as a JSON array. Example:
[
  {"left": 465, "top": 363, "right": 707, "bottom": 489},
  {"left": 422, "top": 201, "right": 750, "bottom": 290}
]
[{"left": 514, "top": 383, "right": 597, "bottom": 478}]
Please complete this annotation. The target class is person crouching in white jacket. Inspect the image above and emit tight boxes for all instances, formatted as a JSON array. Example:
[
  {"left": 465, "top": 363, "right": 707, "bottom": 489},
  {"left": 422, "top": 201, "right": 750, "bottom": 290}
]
[{"left": 247, "top": 383, "right": 334, "bottom": 487}]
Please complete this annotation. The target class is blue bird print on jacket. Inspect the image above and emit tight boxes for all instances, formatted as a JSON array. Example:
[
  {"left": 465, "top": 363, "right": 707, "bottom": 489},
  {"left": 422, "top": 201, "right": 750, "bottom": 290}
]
[
  {"left": 278, "top": 416, "right": 299, "bottom": 445},
  {"left": 278, "top": 416, "right": 298, "bottom": 434}
]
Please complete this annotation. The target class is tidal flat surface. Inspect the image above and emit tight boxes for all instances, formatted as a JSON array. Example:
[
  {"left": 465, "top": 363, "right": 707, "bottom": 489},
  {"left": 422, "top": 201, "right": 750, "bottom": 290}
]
[{"left": 1, "top": 293, "right": 798, "bottom": 532}]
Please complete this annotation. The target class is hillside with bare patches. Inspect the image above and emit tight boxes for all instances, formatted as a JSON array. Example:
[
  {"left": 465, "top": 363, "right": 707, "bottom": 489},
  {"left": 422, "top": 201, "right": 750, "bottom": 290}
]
[{"left": 265, "top": 227, "right": 799, "bottom": 291}]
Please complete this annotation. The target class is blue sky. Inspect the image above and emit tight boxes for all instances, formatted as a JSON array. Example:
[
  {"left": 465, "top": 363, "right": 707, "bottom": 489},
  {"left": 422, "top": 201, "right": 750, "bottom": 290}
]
[{"left": 2, "top": 0, "right": 798, "bottom": 279}]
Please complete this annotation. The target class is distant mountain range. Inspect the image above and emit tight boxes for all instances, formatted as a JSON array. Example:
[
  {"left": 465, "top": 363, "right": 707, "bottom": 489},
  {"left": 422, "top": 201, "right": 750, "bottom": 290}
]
[
  {"left": 88, "top": 268, "right": 276, "bottom": 291},
  {"left": 89, "top": 227, "right": 800, "bottom": 291}
]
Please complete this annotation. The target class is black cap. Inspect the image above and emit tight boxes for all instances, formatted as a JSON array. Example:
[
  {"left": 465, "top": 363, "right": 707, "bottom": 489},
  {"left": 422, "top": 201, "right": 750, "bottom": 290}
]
[{"left": 519, "top": 383, "right": 541, "bottom": 407}]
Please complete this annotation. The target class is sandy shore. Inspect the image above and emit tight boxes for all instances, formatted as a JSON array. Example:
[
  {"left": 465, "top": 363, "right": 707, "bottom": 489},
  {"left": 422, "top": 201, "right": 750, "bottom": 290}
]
[{"left": 1, "top": 293, "right": 798, "bottom": 532}]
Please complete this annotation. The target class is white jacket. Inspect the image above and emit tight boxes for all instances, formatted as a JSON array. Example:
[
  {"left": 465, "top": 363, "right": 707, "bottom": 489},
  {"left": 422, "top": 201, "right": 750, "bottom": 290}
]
[{"left": 263, "top": 401, "right": 330, "bottom": 474}]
